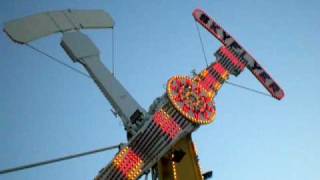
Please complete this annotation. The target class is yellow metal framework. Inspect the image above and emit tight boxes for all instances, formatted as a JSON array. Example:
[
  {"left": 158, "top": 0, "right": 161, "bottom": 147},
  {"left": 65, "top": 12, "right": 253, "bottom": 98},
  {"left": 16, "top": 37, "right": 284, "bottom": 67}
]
[{"left": 157, "top": 134, "right": 203, "bottom": 180}]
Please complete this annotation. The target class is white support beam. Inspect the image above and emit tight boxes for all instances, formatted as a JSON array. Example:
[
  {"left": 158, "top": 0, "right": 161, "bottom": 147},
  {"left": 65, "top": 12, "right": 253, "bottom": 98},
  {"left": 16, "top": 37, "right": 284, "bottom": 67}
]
[
  {"left": 61, "top": 31, "right": 146, "bottom": 135},
  {"left": 4, "top": 9, "right": 114, "bottom": 44}
]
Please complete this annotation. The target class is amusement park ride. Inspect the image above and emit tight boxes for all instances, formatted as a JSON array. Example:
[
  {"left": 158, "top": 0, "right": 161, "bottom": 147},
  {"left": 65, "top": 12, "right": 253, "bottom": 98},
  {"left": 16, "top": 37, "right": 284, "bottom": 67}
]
[{"left": 2, "top": 8, "right": 284, "bottom": 180}]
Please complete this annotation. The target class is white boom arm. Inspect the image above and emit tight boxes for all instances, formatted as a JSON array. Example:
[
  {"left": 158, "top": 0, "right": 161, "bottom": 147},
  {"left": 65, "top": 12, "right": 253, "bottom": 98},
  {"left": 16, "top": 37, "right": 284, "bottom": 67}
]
[
  {"left": 4, "top": 10, "right": 146, "bottom": 136},
  {"left": 61, "top": 31, "right": 146, "bottom": 135}
]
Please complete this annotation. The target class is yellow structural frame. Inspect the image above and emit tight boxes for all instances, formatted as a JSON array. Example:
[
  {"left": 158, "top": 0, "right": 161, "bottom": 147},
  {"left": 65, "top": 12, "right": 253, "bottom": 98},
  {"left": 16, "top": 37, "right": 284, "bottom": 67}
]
[{"left": 157, "top": 134, "right": 203, "bottom": 180}]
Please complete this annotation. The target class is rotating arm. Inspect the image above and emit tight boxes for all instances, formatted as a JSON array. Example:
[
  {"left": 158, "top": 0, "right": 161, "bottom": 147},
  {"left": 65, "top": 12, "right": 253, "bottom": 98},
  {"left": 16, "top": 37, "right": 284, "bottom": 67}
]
[{"left": 60, "top": 32, "right": 146, "bottom": 135}]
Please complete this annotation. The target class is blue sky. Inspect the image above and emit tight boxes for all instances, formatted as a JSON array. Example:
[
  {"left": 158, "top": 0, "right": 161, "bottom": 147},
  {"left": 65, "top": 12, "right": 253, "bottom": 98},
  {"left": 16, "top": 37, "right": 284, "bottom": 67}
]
[{"left": 0, "top": 0, "right": 319, "bottom": 179}]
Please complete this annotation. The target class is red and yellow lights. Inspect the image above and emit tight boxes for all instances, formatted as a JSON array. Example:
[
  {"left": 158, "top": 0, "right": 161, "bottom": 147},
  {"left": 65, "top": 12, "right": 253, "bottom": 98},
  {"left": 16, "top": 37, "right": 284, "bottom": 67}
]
[
  {"left": 113, "top": 147, "right": 143, "bottom": 180},
  {"left": 167, "top": 76, "right": 216, "bottom": 125},
  {"left": 219, "top": 46, "right": 246, "bottom": 71},
  {"left": 197, "top": 63, "right": 230, "bottom": 94},
  {"left": 199, "top": 70, "right": 218, "bottom": 91},
  {"left": 153, "top": 110, "right": 181, "bottom": 139},
  {"left": 212, "top": 63, "right": 229, "bottom": 82}
]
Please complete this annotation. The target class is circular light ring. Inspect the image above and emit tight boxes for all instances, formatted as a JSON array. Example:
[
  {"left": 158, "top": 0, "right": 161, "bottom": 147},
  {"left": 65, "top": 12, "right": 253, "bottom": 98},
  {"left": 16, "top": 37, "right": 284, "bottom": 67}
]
[{"left": 167, "top": 76, "right": 216, "bottom": 125}]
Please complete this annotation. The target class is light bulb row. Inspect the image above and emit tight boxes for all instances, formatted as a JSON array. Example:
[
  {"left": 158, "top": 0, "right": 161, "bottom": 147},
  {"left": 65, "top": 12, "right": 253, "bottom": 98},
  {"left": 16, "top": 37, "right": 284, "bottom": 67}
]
[
  {"left": 171, "top": 154, "right": 178, "bottom": 180},
  {"left": 113, "top": 147, "right": 143, "bottom": 180},
  {"left": 219, "top": 46, "right": 246, "bottom": 72},
  {"left": 153, "top": 110, "right": 181, "bottom": 139}
]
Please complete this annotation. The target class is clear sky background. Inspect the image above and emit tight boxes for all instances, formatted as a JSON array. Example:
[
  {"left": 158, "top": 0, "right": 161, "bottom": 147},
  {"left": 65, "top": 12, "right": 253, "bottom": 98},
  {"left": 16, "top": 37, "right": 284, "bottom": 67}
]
[{"left": 0, "top": 0, "right": 319, "bottom": 180}]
